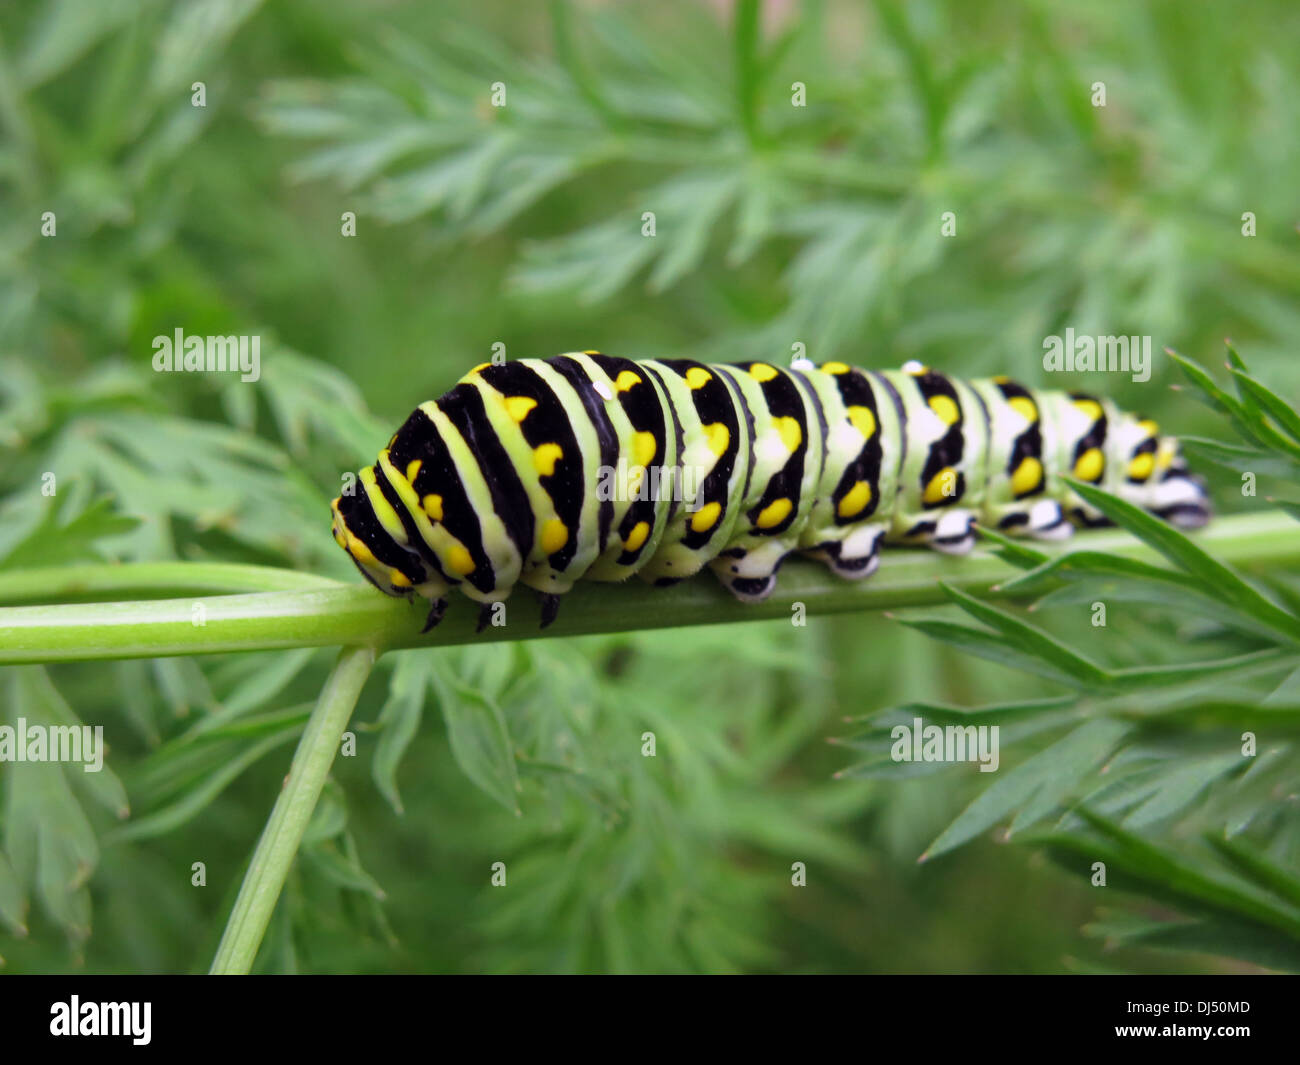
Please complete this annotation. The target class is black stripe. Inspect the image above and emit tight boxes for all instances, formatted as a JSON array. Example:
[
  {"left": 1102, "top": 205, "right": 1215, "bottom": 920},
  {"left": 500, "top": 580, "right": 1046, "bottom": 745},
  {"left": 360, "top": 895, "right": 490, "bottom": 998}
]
[{"left": 438, "top": 383, "right": 535, "bottom": 559}]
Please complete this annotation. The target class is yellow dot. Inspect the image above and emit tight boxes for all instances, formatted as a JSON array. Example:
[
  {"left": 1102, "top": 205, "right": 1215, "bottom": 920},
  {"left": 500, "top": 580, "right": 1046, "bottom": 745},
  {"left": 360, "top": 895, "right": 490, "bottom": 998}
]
[
  {"left": 422, "top": 494, "right": 443, "bottom": 521},
  {"left": 821, "top": 361, "right": 850, "bottom": 375},
  {"left": 847, "top": 405, "right": 876, "bottom": 439},
  {"left": 405, "top": 459, "right": 422, "bottom": 483},
  {"left": 755, "top": 497, "right": 792, "bottom": 528},
  {"left": 504, "top": 396, "right": 537, "bottom": 423},
  {"left": 582, "top": 349, "right": 600, "bottom": 355},
  {"left": 1128, "top": 452, "right": 1156, "bottom": 481},
  {"left": 703, "top": 422, "right": 730, "bottom": 457},
  {"left": 534, "top": 443, "right": 563, "bottom": 476},
  {"left": 623, "top": 521, "right": 650, "bottom": 552},
  {"left": 1073, "top": 447, "right": 1104, "bottom": 482},
  {"left": 1138, "top": 419, "right": 1159, "bottom": 437},
  {"left": 1156, "top": 441, "right": 1176, "bottom": 471},
  {"left": 446, "top": 544, "right": 475, "bottom": 576},
  {"left": 690, "top": 502, "right": 721, "bottom": 534},
  {"left": 773, "top": 416, "right": 802, "bottom": 452},
  {"left": 928, "top": 394, "right": 960, "bottom": 426},
  {"left": 923, "top": 467, "right": 958, "bottom": 505},
  {"left": 1007, "top": 396, "right": 1037, "bottom": 423},
  {"left": 540, "top": 518, "right": 568, "bottom": 554},
  {"left": 614, "top": 370, "right": 642, "bottom": 392},
  {"left": 389, "top": 570, "right": 412, "bottom": 588},
  {"left": 992, "top": 374, "right": 1010, "bottom": 384},
  {"left": 1010, "top": 456, "right": 1043, "bottom": 497},
  {"left": 749, "top": 363, "right": 778, "bottom": 383},
  {"left": 837, "top": 481, "right": 872, "bottom": 519},
  {"left": 631, "top": 430, "right": 657, "bottom": 467},
  {"left": 468, "top": 362, "right": 490, "bottom": 374},
  {"left": 685, "top": 367, "right": 712, "bottom": 389},
  {"left": 1073, "top": 398, "right": 1104, "bottom": 422}
]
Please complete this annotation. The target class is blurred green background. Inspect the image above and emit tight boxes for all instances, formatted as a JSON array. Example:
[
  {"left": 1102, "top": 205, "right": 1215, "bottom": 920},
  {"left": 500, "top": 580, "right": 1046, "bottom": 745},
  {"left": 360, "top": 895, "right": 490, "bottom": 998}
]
[{"left": 0, "top": 0, "right": 1297, "bottom": 973}]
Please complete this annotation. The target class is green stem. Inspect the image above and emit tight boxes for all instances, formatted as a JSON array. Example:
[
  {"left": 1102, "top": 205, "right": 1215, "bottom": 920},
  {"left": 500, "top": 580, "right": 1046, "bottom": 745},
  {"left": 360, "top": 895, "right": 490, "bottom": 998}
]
[
  {"left": 734, "top": 0, "right": 762, "bottom": 144},
  {"left": 0, "top": 561, "right": 341, "bottom": 604},
  {"left": 0, "top": 512, "right": 1293, "bottom": 663},
  {"left": 209, "top": 644, "right": 375, "bottom": 975}
]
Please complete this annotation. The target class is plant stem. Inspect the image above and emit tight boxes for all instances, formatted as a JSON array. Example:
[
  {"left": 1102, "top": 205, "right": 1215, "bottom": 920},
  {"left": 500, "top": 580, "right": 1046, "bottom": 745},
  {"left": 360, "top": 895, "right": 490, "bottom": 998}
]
[
  {"left": 209, "top": 644, "right": 375, "bottom": 975},
  {"left": 0, "top": 561, "right": 341, "bottom": 605},
  {"left": 0, "top": 512, "right": 1293, "bottom": 663}
]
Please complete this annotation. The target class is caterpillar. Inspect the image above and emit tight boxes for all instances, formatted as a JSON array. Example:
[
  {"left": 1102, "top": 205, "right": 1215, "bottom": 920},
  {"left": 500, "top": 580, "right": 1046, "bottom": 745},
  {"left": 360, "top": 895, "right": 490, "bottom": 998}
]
[{"left": 331, "top": 353, "right": 1211, "bottom": 632}]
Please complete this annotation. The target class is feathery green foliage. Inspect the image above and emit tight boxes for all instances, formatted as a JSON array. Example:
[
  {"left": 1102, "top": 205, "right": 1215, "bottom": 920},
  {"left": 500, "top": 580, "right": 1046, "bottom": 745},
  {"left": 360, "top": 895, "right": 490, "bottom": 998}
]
[{"left": 1, "top": 0, "right": 1298, "bottom": 974}]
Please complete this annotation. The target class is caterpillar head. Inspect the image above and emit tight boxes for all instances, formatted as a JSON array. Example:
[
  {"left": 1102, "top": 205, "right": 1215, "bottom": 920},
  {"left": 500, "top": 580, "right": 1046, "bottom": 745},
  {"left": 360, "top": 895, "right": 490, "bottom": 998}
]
[
  {"left": 331, "top": 478, "right": 427, "bottom": 598},
  {"left": 1113, "top": 415, "right": 1212, "bottom": 530}
]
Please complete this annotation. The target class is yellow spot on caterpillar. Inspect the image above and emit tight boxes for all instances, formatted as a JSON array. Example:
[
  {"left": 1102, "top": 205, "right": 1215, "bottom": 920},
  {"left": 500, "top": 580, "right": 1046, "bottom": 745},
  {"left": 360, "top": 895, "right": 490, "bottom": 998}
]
[
  {"left": 684, "top": 366, "right": 712, "bottom": 389},
  {"left": 446, "top": 544, "right": 475, "bottom": 576},
  {"left": 583, "top": 349, "right": 600, "bottom": 355},
  {"left": 755, "top": 497, "right": 792, "bottom": 529},
  {"left": 505, "top": 396, "right": 537, "bottom": 423},
  {"left": 847, "top": 405, "right": 876, "bottom": 439},
  {"left": 422, "top": 494, "right": 444, "bottom": 521},
  {"left": 389, "top": 571, "right": 412, "bottom": 588},
  {"left": 534, "top": 443, "right": 563, "bottom": 476},
  {"left": 1007, "top": 396, "right": 1038, "bottom": 423},
  {"left": 623, "top": 521, "right": 650, "bottom": 552},
  {"left": 837, "top": 481, "right": 872, "bottom": 518},
  {"left": 631, "top": 430, "right": 657, "bottom": 467},
  {"left": 1074, "top": 447, "right": 1104, "bottom": 482},
  {"left": 405, "top": 459, "right": 422, "bottom": 484},
  {"left": 774, "top": 416, "right": 802, "bottom": 452},
  {"left": 1138, "top": 419, "right": 1159, "bottom": 437},
  {"left": 703, "top": 422, "right": 730, "bottom": 457},
  {"left": 749, "top": 363, "right": 778, "bottom": 383},
  {"left": 923, "top": 468, "right": 958, "bottom": 505},
  {"left": 1010, "top": 456, "right": 1043, "bottom": 497},
  {"left": 1073, "top": 398, "right": 1104, "bottom": 422},
  {"left": 1128, "top": 452, "right": 1155, "bottom": 481},
  {"left": 928, "top": 394, "right": 960, "bottom": 426},
  {"left": 469, "top": 362, "right": 490, "bottom": 374},
  {"left": 992, "top": 374, "right": 1010, "bottom": 384},
  {"left": 689, "top": 502, "right": 721, "bottom": 534},
  {"left": 821, "top": 361, "right": 850, "bottom": 375},
  {"left": 614, "top": 370, "right": 642, "bottom": 392},
  {"left": 540, "top": 518, "right": 569, "bottom": 554},
  {"left": 1156, "top": 440, "right": 1176, "bottom": 471}
]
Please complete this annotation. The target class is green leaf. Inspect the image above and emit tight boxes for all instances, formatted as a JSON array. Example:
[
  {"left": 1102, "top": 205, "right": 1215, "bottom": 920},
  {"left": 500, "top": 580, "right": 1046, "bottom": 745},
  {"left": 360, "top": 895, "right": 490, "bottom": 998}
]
[
  {"left": 1064, "top": 478, "right": 1300, "bottom": 644},
  {"left": 920, "top": 718, "right": 1130, "bottom": 860},
  {"left": 371, "top": 652, "right": 431, "bottom": 815},
  {"left": 430, "top": 671, "right": 521, "bottom": 814}
]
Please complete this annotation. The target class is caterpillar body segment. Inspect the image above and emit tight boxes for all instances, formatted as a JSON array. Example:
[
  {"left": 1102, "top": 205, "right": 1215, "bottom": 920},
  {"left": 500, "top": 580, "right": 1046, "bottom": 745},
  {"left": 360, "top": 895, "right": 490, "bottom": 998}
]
[{"left": 331, "top": 354, "right": 1211, "bottom": 628}]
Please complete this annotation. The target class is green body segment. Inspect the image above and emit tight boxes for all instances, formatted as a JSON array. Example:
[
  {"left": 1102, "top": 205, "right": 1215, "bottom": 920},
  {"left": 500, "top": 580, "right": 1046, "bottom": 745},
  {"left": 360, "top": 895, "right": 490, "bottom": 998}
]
[{"left": 331, "top": 353, "right": 1210, "bottom": 621}]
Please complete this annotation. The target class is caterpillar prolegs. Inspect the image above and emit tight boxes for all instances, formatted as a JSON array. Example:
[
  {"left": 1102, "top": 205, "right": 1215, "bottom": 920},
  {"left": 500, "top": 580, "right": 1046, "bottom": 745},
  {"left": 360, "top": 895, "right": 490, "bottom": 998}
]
[{"left": 331, "top": 354, "right": 1211, "bottom": 631}]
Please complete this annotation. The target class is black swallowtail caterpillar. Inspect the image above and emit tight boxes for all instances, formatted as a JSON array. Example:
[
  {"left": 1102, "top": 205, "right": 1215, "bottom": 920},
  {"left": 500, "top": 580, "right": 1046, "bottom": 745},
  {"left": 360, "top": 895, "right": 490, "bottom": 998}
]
[{"left": 331, "top": 353, "right": 1211, "bottom": 631}]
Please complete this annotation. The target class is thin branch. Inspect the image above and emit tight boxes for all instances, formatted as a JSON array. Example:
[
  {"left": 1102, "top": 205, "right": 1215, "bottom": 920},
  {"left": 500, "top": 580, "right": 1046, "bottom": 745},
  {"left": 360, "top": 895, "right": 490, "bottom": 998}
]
[
  {"left": 0, "top": 512, "right": 1292, "bottom": 664},
  {"left": 209, "top": 644, "right": 376, "bottom": 975},
  {"left": 0, "top": 561, "right": 341, "bottom": 605}
]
